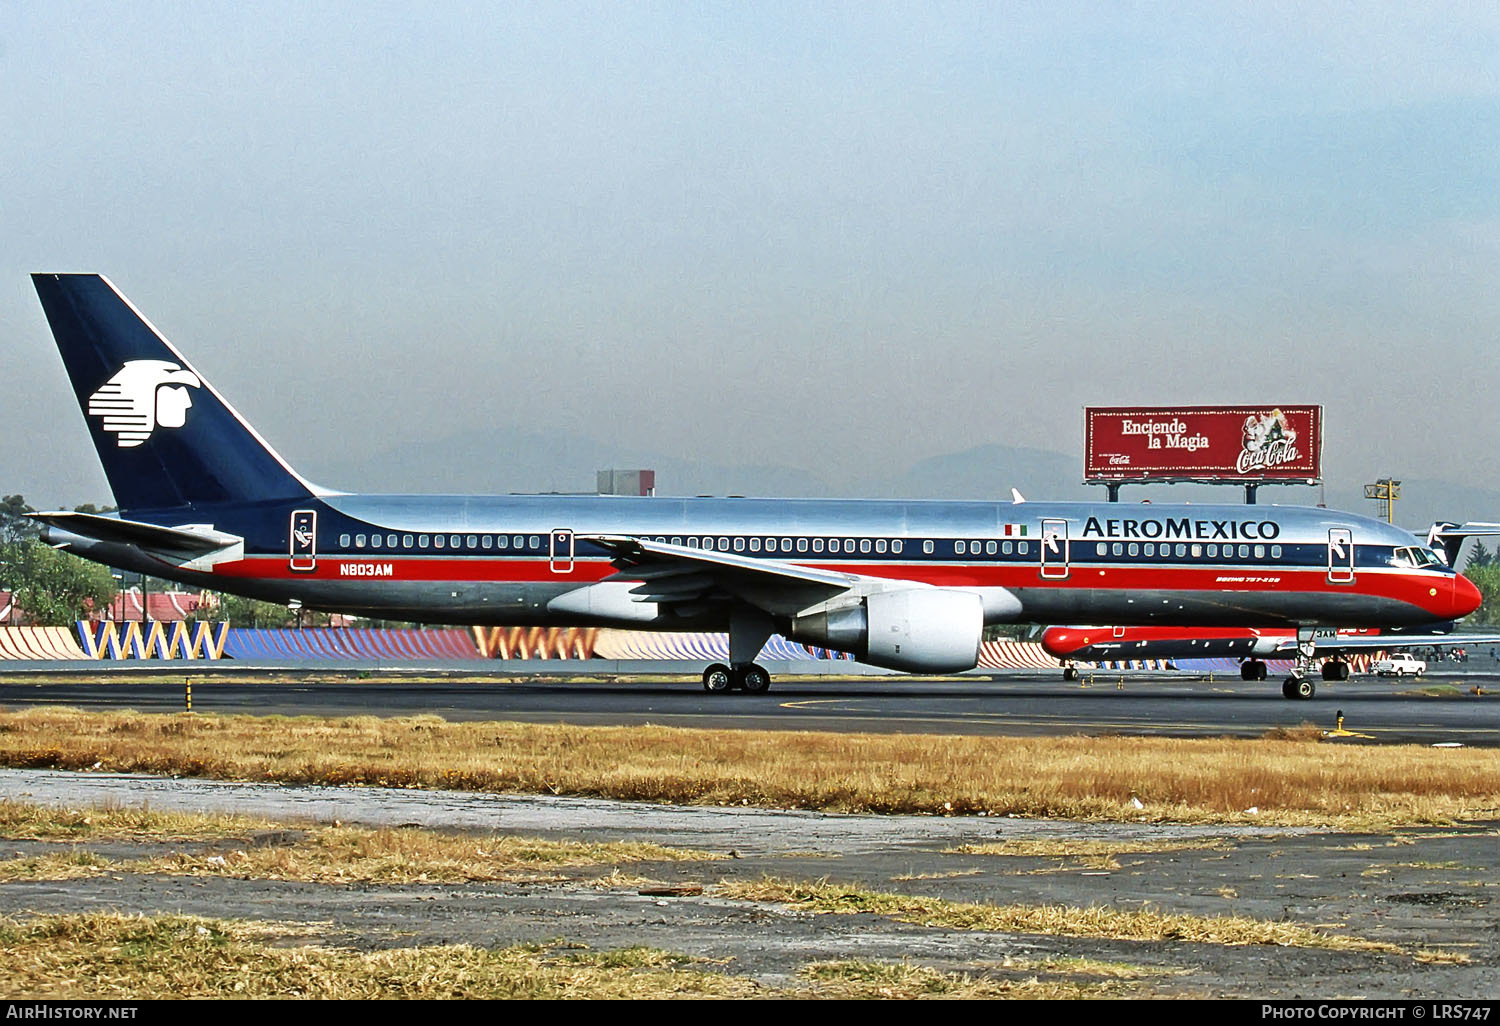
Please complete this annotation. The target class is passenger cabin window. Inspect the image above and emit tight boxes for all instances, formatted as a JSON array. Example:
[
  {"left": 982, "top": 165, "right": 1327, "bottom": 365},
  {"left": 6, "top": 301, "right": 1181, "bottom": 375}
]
[
  {"left": 813, "top": 538, "right": 824, "bottom": 553},
  {"left": 750, "top": 538, "right": 760, "bottom": 552},
  {"left": 733, "top": 537, "right": 745, "bottom": 552},
  {"left": 986, "top": 541, "right": 997, "bottom": 555},
  {"left": 387, "top": 535, "right": 397, "bottom": 548},
  {"left": 434, "top": 536, "right": 445, "bottom": 549},
  {"left": 467, "top": 535, "right": 478, "bottom": 548},
  {"left": 860, "top": 539, "right": 871, "bottom": 554},
  {"left": 418, "top": 535, "right": 430, "bottom": 549},
  {"left": 876, "top": 539, "right": 887, "bottom": 554},
  {"left": 922, "top": 540, "right": 933, "bottom": 554},
  {"left": 892, "top": 540, "right": 903, "bottom": 554},
  {"left": 403, "top": 534, "right": 414, "bottom": 548},
  {"left": 497, "top": 536, "right": 508, "bottom": 549},
  {"left": 528, "top": 535, "right": 540, "bottom": 549},
  {"left": 797, "top": 538, "right": 808, "bottom": 552},
  {"left": 956, "top": 541, "right": 967, "bottom": 555},
  {"left": 339, "top": 534, "right": 351, "bottom": 547},
  {"left": 482, "top": 536, "right": 492, "bottom": 549},
  {"left": 355, "top": 534, "right": 366, "bottom": 548},
  {"left": 781, "top": 539, "right": 792, "bottom": 553},
  {"left": 1017, "top": 541, "right": 1028, "bottom": 555}
]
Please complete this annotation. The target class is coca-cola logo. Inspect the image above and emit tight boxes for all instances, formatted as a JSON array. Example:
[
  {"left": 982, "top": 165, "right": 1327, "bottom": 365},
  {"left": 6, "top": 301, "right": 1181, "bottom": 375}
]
[{"left": 1237, "top": 437, "right": 1300, "bottom": 473}]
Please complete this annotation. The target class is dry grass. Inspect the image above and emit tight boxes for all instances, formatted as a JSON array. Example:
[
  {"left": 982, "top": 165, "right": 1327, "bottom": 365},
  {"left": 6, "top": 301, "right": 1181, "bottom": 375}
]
[
  {"left": 0, "top": 800, "right": 276, "bottom": 841},
  {"left": 0, "top": 803, "right": 723, "bottom": 885},
  {"left": 0, "top": 911, "right": 1198, "bottom": 999},
  {"left": 721, "top": 877, "right": 1412, "bottom": 954},
  {"left": 946, "top": 838, "right": 1232, "bottom": 858},
  {"left": 0, "top": 912, "right": 757, "bottom": 999},
  {"left": 0, "top": 849, "right": 113, "bottom": 881},
  {"left": 1, "top": 707, "right": 1497, "bottom": 825},
  {"left": 133, "top": 825, "right": 724, "bottom": 884},
  {"left": 795, "top": 959, "right": 1133, "bottom": 999}
]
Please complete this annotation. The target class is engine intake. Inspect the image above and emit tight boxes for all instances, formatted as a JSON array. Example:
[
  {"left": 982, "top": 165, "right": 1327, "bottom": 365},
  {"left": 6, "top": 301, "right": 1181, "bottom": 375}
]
[{"left": 790, "top": 588, "right": 983, "bottom": 673}]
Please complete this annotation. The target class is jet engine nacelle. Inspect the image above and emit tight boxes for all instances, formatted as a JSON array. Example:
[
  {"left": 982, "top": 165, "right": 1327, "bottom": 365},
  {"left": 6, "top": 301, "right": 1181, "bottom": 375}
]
[{"left": 790, "top": 588, "right": 983, "bottom": 673}]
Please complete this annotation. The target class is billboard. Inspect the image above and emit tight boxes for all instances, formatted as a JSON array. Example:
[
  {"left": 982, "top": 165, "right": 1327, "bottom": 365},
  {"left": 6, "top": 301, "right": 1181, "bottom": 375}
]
[{"left": 1084, "top": 406, "right": 1322, "bottom": 483}]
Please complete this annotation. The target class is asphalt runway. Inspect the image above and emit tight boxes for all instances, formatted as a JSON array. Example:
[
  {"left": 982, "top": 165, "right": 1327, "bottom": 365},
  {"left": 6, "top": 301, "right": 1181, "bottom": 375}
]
[{"left": 0, "top": 668, "right": 1496, "bottom": 745}]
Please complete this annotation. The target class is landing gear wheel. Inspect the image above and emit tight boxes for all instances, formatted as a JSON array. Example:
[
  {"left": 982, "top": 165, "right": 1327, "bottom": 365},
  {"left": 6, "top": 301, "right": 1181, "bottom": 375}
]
[
  {"left": 702, "top": 663, "right": 733, "bottom": 693},
  {"left": 737, "top": 664, "right": 772, "bottom": 694},
  {"left": 1241, "top": 662, "right": 1255, "bottom": 681},
  {"left": 1063, "top": 666, "right": 1078, "bottom": 681},
  {"left": 1321, "top": 661, "right": 1350, "bottom": 681},
  {"left": 1255, "top": 662, "right": 1268, "bottom": 681},
  {"left": 1282, "top": 677, "right": 1316, "bottom": 700}
]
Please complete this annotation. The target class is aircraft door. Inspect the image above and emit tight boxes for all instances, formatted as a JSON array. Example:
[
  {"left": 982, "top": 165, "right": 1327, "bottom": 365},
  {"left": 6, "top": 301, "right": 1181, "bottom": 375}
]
[
  {"left": 549, "top": 529, "right": 574, "bottom": 574},
  {"left": 1040, "top": 518, "right": 1070, "bottom": 579},
  {"left": 289, "top": 510, "right": 317, "bottom": 572},
  {"left": 1327, "top": 528, "right": 1355, "bottom": 584}
]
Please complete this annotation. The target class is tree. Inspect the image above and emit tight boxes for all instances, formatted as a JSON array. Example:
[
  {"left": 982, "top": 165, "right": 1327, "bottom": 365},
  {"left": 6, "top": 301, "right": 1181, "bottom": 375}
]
[
  {"left": 0, "top": 495, "right": 37, "bottom": 544},
  {"left": 1466, "top": 542, "right": 1494, "bottom": 571},
  {"left": 212, "top": 593, "right": 296, "bottom": 628},
  {"left": 0, "top": 538, "right": 117, "bottom": 626}
]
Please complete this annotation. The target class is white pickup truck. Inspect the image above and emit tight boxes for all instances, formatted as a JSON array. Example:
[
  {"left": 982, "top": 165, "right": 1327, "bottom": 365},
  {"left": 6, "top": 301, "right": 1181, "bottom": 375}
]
[{"left": 1372, "top": 652, "right": 1426, "bottom": 677}]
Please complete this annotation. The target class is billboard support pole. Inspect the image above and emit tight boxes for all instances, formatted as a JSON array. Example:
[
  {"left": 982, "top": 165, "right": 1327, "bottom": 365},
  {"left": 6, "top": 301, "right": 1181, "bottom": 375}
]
[
  {"left": 1107, "top": 483, "right": 1121, "bottom": 503},
  {"left": 1245, "top": 483, "right": 1258, "bottom": 505}
]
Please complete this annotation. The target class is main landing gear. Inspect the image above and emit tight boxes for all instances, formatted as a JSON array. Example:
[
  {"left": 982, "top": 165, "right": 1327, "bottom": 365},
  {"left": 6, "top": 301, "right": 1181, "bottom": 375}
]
[
  {"left": 701, "top": 662, "right": 772, "bottom": 694},
  {"left": 1320, "top": 659, "right": 1350, "bottom": 681},
  {"left": 702, "top": 608, "right": 777, "bottom": 694},
  {"left": 1240, "top": 660, "right": 1268, "bottom": 681}
]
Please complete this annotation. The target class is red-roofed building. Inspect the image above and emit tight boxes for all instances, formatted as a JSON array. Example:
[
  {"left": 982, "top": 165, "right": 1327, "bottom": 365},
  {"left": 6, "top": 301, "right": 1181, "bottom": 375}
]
[{"left": 101, "top": 588, "right": 210, "bottom": 622}]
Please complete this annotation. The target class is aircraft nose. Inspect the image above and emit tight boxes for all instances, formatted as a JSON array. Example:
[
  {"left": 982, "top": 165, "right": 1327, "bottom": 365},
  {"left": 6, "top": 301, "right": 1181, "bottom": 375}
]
[{"left": 1451, "top": 573, "right": 1483, "bottom": 618}]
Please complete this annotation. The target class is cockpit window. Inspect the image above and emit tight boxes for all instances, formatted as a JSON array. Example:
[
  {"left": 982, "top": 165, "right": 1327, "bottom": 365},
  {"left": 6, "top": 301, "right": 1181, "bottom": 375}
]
[{"left": 1392, "top": 546, "right": 1443, "bottom": 569}]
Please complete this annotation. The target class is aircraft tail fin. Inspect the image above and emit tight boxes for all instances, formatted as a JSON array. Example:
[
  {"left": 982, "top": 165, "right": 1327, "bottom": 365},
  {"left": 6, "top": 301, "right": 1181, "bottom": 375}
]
[
  {"left": 1425, "top": 521, "right": 1500, "bottom": 567},
  {"left": 32, "top": 273, "right": 318, "bottom": 512}
]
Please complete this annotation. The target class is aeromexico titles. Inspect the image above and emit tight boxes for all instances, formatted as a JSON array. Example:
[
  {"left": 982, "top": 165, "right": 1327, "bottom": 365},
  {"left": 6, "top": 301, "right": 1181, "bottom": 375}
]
[{"left": 29, "top": 274, "right": 1483, "bottom": 699}]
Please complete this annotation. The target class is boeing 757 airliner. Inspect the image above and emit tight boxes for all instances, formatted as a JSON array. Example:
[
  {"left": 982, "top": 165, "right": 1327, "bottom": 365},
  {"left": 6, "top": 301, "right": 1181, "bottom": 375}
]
[{"left": 29, "top": 274, "right": 1482, "bottom": 698}]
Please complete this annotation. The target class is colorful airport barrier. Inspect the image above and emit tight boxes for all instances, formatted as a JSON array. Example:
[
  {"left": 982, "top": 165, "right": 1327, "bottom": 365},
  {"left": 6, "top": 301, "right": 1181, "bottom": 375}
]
[
  {"left": 472, "top": 626, "right": 600, "bottom": 659},
  {"left": 221, "top": 628, "right": 483, "bottom": 661},
  {"left": 591, "top": 630, "right": 851, "bottom": 662},
  {"left": 976, "top": 640, "right": 1059, "bottom": 669},
  {"left": 76, "top": 621, "right": 230, "bottom": 660},
  {"left": 0, "top": 626, "right": 88, "bottom": 660}
]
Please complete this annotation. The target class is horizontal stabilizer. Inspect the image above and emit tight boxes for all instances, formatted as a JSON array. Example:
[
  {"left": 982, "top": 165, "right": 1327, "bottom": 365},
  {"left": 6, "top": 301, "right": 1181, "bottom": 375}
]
[{"left": 29, "top": 510, "right": 241, "bottom": 556}]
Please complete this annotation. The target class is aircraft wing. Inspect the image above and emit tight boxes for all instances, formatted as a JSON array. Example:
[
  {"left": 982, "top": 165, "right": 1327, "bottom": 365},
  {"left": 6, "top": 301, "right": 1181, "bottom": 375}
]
[{"left": 582, "top": 534, "right": 882, "bottom": 618}]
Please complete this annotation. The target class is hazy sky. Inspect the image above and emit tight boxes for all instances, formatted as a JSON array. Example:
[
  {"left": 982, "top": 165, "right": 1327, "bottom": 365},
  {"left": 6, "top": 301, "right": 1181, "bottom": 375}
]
[{"left": 4, "top": 2, "right": 1497, "bottom": 507}]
